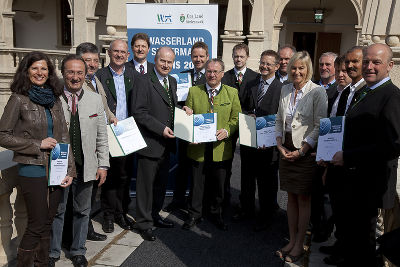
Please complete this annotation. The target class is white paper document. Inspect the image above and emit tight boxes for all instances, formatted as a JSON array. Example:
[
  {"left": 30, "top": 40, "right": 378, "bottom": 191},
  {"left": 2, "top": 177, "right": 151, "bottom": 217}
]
[
  {"left": 49, "top": 143, "right": 69, "bottom": 186},
  {"left": 316, "top": 116, "right": 345, "bottom": 161},
  {"left": 171, "top": 72, "right": 192, "bottom": 102},
  {"left": 239, "top": 113, "right": 277, "bottom": 148},
  {"left": 108, "top": 117, "right": 147, "bottom": 157},
  {"left": 174, "top": 107, "right": 217, "bottom": 143}
]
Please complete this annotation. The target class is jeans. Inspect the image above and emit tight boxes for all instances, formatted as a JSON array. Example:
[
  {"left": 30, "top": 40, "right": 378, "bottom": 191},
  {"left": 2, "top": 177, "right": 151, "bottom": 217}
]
[{"left": 50, "top": 176, "right": 93, "bottom": 257}]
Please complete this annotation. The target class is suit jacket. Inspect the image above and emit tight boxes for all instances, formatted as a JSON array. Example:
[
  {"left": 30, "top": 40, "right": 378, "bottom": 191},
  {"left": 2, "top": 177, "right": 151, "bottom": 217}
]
[
  {"left": 60, "top": 89, "right": 109, "bottom": 182},
  {"left": 131, "top": 69, "right": 178, "bottom": 159},
  {"left": 326, "top": 82, "right": 338, "bottom": 115},
  {"left": 336, "top": 79, "right": 366, "bottom": 116},
  {"left": 343, "top": 80, "right": 400, "bottom": 209},
  {"left": 82, "top": 76, "right": 116, "bottom": 124},
  {"left": 185, "top": 84, "right": 242, "bottom": 162},
  {"left": 126, "top": 60, "right": 155, "bottom": 75},
  {"left": 95, "top": 66, "right": 137, "bottom": 115},
  {"left": 275, "top": 81, "right": 328, "bottom": 149},
  {"left": 181, "top": 68, "right": 207, "bottom": 86},
  {"left": 222, "top": 68, "right": 258, "bottom": 110},
  {"left": 247, "top": 75, "right": 282, "bottom": 116}
]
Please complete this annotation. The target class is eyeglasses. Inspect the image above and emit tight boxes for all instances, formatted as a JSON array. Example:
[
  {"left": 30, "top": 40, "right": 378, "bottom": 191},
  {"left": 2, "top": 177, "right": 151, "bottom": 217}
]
[{"left": 259, "top": 61, "right": 276, "bottom": 67}]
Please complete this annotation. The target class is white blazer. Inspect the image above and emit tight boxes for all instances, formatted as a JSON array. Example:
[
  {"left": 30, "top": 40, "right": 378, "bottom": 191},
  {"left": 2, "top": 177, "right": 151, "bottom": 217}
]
[{"left": 275, "top": 80, "right": 328, "bottom": 149}]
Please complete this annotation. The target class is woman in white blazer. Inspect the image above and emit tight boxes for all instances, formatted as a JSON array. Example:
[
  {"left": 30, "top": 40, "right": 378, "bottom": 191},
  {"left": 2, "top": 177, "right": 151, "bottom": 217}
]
[{"left": 274, "top": 51, "right": 328, "bottom": 263}]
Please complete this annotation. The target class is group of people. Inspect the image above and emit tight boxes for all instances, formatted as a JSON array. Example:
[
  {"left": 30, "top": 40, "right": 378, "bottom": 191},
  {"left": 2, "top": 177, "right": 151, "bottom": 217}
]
[{"left": 0, "top": 30, "right": 399, "bottom": 267}]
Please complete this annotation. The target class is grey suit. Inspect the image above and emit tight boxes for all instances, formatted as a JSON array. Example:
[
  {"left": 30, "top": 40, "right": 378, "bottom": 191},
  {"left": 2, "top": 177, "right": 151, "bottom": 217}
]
[{"left": 50, "top": 89, "right": 109, "bottom": 258}]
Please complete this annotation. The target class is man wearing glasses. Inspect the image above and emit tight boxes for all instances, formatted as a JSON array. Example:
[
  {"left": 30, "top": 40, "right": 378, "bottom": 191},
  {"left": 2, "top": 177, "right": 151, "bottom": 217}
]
[{"left": 182, "top": 59, "right": 241, "bottom": 231}]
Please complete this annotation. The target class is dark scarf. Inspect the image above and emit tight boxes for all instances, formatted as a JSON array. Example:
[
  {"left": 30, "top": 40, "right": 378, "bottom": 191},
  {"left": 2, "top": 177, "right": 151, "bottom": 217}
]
[{"left": 28, "top": 85, "right": 56, "bottom": 108}]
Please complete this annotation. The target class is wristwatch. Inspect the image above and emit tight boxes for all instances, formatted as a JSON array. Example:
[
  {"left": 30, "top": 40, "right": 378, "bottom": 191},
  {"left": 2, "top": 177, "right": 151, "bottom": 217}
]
[{"left": 298, "top": 149, "right": 305, "bottom": 157}]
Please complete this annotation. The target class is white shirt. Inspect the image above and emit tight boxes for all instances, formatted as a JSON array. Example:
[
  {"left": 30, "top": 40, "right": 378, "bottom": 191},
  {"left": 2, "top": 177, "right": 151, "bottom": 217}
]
[
  {"left": 345, "top": 78, "right": 365, "bottom": 114},
  {"left": 206, "top": 82, "right": 221, "bottom": 98},
  {"left": 330, "top": 84, "right": 349, "bottom": 117},
  {"left": 234, "top": 67, "right": 247, "bottom": 80},
  {"left": 276, "top": 71, "right": 288, "bottom": 83},
  {"left": 154, "top": 68, "right": 169, "bottom": 89},
  {"left": 134, "top": 60, "right": 148, "bottom": 74}
]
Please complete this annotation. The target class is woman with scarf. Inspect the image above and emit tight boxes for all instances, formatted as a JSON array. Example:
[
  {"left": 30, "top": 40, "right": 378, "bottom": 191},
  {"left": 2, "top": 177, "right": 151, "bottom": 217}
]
[{"left": 0, "top": 52, "right": 76, "bottom": 267}]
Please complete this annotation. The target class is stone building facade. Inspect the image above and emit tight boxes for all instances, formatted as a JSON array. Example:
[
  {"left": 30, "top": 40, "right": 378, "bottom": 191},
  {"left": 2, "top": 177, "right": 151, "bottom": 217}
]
[{"left": 0, "top": 0, "right": 399, "bottom": 264}]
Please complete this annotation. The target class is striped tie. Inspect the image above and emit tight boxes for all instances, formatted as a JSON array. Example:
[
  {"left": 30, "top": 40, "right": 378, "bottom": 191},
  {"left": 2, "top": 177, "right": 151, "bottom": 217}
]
[
  {"left": 163, "top": 77, "right": 169, "bottom": 91},
  {"left": 257, "top": 80, "right": 267, "bottom": 106},
  {"left": 238, "top": 72, "right": 243, "bottom": 86}
]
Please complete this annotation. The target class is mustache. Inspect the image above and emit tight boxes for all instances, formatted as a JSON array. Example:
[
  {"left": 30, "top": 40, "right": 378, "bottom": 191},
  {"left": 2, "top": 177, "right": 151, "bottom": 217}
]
[{"left": 347, "top": 67, "right": 357, "bottom": 72}]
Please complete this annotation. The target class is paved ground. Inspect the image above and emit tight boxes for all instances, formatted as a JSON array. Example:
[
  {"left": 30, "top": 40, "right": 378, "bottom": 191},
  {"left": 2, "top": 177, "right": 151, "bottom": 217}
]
[{"left": 7, "top": 145, "right": 332, "bottom": 267}]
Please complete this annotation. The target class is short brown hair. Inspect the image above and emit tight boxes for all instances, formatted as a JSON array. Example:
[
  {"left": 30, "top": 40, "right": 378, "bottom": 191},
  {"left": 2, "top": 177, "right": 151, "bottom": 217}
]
[
  {"left": 232, "top": 43, "right": 249, "bottom": 56},
  {"left": 334, "top": 55, "right": 345, "bottom": 67},
  {"left": 131, "top": 32, "right": 150, "bottom": 48},
  {"left": 191, "top": 41, "right": 209, "bottom": 55},
  {"left": 260, "top": 50, "right": 280, "bottom": 65}
]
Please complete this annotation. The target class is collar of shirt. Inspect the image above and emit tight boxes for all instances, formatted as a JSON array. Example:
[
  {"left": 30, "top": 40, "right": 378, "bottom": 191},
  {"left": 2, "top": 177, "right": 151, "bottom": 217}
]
[
  {"left": 63, "top": 86, "right": 82, "bottom": 111},
  {"left": 86, "top": 74, "right": 97, "bottom": 88},
  {"left": 109, "top": 65, "right": 125, "bottom": 77},
  {"left": 368, "top": 76, "right": 391, "bottom": 90},
  {"left": 261, "top": 76, "right": 275, "bottom": 85},
  {"left": 350, "top": 78, "right": 365, "bottom": 92},
  {"left": 133, "top": 59, "right": 148, "bottom": 73},
  {"left": 319, "top": 79, "right": 336, "bottom": 89},
  {"left": 154, "top": 68, "right": 169, "bottom": 88},
  {"left": 234, "top": 67, "right": 247, "bottom": 78},
  {"left": 195, "top": 68, "right": 205, "bottom": 75},
  {"left": 206, "top": 83, "right": 222, "bottom": 97}
]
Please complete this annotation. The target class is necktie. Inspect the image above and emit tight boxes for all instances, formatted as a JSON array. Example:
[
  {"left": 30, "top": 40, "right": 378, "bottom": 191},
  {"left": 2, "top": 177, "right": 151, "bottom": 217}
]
[
  {"left": 139, "top": 64, "right": 145, "bottom": 75},
  {"left": 238, "top": 72, "right": 243, "bottom": 86},
  {"left": 85, "top": 79, "right": 97, "bottom": 93},
  {"left": 71, "top": 94, "right": 77, "bottom": 115},
  {"left": 209, "top": 89, "right": 216, "bottom": 113},
  {"left": 195, "top": 71, "right": 202, "bottom": 83},
  {"left": 163, "top": 77, "right": 169, "bottom": 91},
  {"left": 257, "top": 80, "right": 268, "bottom": 106}
]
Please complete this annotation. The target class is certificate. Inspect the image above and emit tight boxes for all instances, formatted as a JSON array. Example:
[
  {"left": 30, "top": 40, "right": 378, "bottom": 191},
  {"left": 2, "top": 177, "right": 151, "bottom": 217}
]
[
  {"left": 174, "top": 107, "right": 217, "bottom": 143},
  {"left": 316, "top": 116, "right": 345, "bottom": 161},
  {"left": 108, "top": 116, "right": 147, "bottom": 157},
  {"left": 171, "top": 72, "right": 192, "bottom": 102},
  {"left": 49, "top": 143, "right": 69, "bottom": 186},
  {"left": 239, "top": 113, "right": 277, "bottom": 148}
]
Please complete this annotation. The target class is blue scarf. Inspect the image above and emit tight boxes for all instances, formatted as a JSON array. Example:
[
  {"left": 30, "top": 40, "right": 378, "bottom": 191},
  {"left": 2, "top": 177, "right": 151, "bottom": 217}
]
[{"left": 28, "top": 85, "right": 56, "bottom": 108}]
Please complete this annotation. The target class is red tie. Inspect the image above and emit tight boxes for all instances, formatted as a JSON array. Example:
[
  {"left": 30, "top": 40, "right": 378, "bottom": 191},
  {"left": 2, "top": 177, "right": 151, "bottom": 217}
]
[
  {"left": 71, "top": 94, "right": 76, "bottom": 115},
  {"left": 238, "top": 72, "right": 243, "bottom": 86},
  {"left": 140, "top": 65, "right": 145, "bottom": 75}
]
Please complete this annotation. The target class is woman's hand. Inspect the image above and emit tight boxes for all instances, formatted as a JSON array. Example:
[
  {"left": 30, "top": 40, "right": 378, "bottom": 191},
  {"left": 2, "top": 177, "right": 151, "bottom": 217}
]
[
  {"left": 40, "top": 137, "right": 57, "bottom": 150},
  {"left": 277, "top": 145, "right": 292, "bottom": 160},
  {"left": 60, "top": 176, "right": 73, "bottom": 188},
  {"left": 286, "top": 150, "right": 301, "bottom": 161}
]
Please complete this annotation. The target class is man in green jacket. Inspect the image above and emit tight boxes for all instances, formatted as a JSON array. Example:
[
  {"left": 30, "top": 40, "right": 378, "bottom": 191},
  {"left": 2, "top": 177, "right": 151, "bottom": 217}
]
[{"left": 182, "top": 58, "right": 241, "bottom": 231}]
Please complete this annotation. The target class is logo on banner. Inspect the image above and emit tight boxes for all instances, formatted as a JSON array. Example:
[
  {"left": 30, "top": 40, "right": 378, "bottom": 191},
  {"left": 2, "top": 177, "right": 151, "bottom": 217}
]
[
  {"left": 157, "top": 14, "right": 172, "bottom": 24},
  {"left": 180, "top": 14, "right": 185, "bottom": 23}
]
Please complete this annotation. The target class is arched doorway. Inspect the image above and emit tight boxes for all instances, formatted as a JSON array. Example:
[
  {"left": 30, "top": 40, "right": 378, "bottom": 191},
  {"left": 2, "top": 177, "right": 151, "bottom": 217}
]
[{"left": 275, "top": 0, "right": 361, "bottom": 79}]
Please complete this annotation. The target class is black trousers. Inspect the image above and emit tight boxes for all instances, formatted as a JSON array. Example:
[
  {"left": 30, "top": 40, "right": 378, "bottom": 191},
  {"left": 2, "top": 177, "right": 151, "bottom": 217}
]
[
  {"left": 240, "top": 146, "right": 277, "bottom": 217},
  {"left": 135, "top": 153, "right": 170, "bottom": 230},
  {"left": 101, "top": 155, "right": 134, "bottom": 221},
  {"left": 171, "top": 139, "right": 190, "bottom": 206},
  {"left": 187, "top": 144, "right": 228, "bottom": 219},
  {"left": 88, "top": 179, "right": 99, "bottom": 234},
  {"left": 18, "top": 176, "right": 63, "bottom": 250}
]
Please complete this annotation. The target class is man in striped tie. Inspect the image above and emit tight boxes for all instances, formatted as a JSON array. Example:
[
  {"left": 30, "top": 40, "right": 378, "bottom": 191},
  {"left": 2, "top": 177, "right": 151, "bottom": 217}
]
[{"left": 233, "top": 50, "right": 283, "bottom": 231}]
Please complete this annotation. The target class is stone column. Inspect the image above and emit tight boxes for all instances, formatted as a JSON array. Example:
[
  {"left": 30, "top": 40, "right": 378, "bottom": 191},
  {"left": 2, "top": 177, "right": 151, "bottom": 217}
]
[
  {"left": 371, "top": 0, "right": 392, "bottom": 45},
  {"left": 386, "top": 0, "right": 400, "bottom": 87},
  {"left": 0, "top": 2, "right": 16, "bottom": 85},
  {"left": 220, "top": 0, "right": 246, "bottom": 70},
  {"left": 246, "top": 0, "right": 265, "bottom": 70},
  {"left": 361, "top": 0, "right": 378, "bottom": 46}
]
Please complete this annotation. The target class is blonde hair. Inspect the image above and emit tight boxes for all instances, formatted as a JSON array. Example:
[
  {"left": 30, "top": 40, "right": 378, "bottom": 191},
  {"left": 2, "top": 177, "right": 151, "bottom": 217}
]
[{"left": 287, "top": 51, "right": 313, "bottom": 83}]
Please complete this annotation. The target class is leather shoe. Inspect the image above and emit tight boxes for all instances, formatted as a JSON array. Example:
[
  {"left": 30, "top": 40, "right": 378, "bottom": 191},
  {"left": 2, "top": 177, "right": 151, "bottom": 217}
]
[
  {"left": 140, "top": 228, "right": 156, "bottom": 241},
  {"left": 115, "top": 216, "right": 134, "bottom": 230},
  {"left": 154, "top": 217, "right": 174, "bottom": 228},
  {"left": 71, "top": 255, "right": 88, "bottom": 267},
  {"left": 123, "top": 214, "right": 136, "bottom": 228},
  {"left": 48, "top": 257, "right": 59, "bottom": 267},
  {"left": 182, "top": 217, "right": 200, "bottom": 230},
  {"left": 102, "top": 219, "right": 114, "bottom": 233},
  {"left": 87, "top": 231, "right": 107, "bottom": 241}
]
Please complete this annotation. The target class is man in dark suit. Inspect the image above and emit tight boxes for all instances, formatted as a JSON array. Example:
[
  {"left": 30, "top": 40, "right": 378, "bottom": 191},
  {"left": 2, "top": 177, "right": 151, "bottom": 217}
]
[
  {"left": 235, "top": 50, "right": 283, "bottom": 231},
  {"left": 131, "top": 47, "right": 178, "bottom": 241},
  {"left": 163, "top": 41, "right": 208, "bottom": 213},
  {"left": 332, "top": 43, "right": 400, "bottom": 267},
  {"left": 221, "top": 43, "right": 258, "bottom": 207},
  {"left": 96, "top": 39, "right": 136, "bottom": 233},
  {"left": 275, "top": 44, "right": 296, "bottom": 84},
  {"left": 126, "top": 32, "right": 155, "bottom": 75}
]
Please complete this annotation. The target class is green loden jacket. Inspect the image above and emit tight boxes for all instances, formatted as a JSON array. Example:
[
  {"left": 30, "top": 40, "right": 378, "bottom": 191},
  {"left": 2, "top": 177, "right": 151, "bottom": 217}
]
[{"left": 185, "top": 84, "right": 242, "bottom": 162}]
